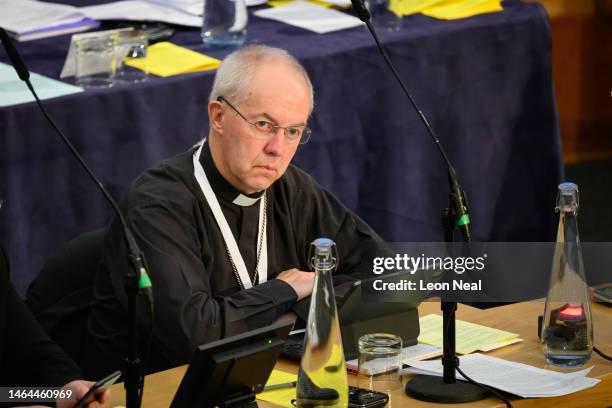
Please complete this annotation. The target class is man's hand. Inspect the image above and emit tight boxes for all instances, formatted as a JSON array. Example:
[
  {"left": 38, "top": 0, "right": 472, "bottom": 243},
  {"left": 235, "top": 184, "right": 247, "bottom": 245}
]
[
  {"left": 57, "top": 380, "right": 110, "bottom": 408},
  {"left": 276, "top": 268, "right": 314, "bottom": 301}
]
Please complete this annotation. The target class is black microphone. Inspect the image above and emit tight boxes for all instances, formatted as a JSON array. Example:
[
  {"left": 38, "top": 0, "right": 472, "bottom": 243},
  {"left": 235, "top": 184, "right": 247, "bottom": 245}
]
[
  {"left": 0, "top": 28, "right": 29, "bottom": 81},
  {"left": 0, "top": 27, "right": 152, "bottom": 408},
  {"left": 348, "top": 12, "right": 472, "bottom": 242},
  {"left": 350, "top": 0, "right": 371, "bottom": 22},
  {"left": 351, "top": 8, "right": 485, "bottom": 406},
  {"left": 0, "top": 26, "right": 153, "bottom": 297}
]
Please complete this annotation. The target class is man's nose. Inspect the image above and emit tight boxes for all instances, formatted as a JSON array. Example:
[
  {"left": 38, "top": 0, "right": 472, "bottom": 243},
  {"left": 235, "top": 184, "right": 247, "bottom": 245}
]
[{"left": 264, "top": 127, "right": 286, "bottom": 156}]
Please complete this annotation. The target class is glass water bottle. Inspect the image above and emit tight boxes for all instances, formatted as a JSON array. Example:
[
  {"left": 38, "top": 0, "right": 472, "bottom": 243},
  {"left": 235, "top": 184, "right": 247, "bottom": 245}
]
[
  {"left": 296, "top": 238, "right": 348, "bottom": 407},
  {"left": 201, "top": 0, "right": 247, "bottom": 49},
  {"left": 542, "top": 182, "right": 593, "bottom": 367}
]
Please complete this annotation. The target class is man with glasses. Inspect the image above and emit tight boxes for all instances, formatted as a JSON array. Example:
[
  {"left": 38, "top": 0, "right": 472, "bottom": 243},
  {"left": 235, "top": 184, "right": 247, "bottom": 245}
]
[{"left": 86, "top": 45, "right": 382, "bottom": 377}]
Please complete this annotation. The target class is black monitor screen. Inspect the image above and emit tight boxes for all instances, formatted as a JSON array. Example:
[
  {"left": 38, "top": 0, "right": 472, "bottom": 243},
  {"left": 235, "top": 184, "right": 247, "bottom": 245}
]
[{"left": 171, "top": 320, "right": 293, "bottom": 408}]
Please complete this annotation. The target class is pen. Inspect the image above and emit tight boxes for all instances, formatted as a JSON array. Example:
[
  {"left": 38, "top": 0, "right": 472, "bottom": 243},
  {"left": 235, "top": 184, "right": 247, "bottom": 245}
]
[{"left": 263, "top": 381, "right": 297, "bottom": 391}]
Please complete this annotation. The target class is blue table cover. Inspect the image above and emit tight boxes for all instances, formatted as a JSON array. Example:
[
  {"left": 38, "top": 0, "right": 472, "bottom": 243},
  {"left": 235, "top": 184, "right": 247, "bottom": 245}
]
[{"left": 0, "top": 0, "right": 563, "bottom": 294}]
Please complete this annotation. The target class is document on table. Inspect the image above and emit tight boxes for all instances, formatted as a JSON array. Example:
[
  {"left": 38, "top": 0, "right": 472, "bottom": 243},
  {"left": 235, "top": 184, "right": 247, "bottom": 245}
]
[
  {"left": 253, "top": 1, "right": 363, "bottom": 34},
  {"left": 422, "top": 0, "right": 502, "bottom": 20},
  {"left": 404, "top": 354, "right": 600, "bottom": 398},
  {"left": 0, "top": 0, "right": 84, "bottom": 33},
  {"left": 145, "top": 0, "right": 203, "bottom": 15},
  {"left": 123, "top": 42, "right": 221, "bottom": 77},
  {"left": 0, "top": 62, "right": 83, "bottom": 107},
  {"left": 418, "top": 314, "right": 521, "bottom": 354},
  {"left": 80, "top": 0, "right": 202, "bottom": 27},
  {"left": 0, "top": 0, "right": 97, "bottom": 41},
  {"left": 257, "top": 370, "right": 297, "bottom": 408}
]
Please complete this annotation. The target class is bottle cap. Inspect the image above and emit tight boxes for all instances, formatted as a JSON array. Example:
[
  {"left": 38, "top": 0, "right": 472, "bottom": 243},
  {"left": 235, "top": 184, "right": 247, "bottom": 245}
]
[{"left": 556, "top": 182, "right": 579, "bottom": 214}]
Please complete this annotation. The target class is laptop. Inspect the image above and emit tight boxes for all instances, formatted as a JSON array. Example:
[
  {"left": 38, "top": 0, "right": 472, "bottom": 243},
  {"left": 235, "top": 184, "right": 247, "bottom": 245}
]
[{"left": 282, "top": 272, "right": 422, "bottom": 361}]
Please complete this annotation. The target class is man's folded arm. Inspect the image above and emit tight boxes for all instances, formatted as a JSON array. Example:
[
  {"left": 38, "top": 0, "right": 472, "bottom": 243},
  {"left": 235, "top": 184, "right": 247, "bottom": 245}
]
[
  {"left": 298, "top": 175, "right": 382, "bottom": 280},
  {"left": 115, "top": 201, "right": 297, "bottom": 364}
]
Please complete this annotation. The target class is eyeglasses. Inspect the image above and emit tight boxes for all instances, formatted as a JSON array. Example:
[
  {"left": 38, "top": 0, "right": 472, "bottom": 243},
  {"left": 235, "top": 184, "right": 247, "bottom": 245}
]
[{"left": 217, "top": 96, "right": 311, "bottom": 145}]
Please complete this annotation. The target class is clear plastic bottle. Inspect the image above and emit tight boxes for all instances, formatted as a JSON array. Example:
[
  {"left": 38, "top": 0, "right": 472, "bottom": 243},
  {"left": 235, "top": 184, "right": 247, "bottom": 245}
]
[
  {"left": 542, "top": 182, "right": 593, "bottom": 367},
  {"left": 201, "top": 0, "right": 247, "bottom": 49},
  {"left": 296, "top": 238, "right": 348, "bottom": 407}
]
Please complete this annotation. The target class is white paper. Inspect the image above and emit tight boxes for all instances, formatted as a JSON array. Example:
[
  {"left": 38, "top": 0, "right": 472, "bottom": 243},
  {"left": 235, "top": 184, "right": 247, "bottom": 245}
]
[
  {"left": 0, "top": 0, "right": 85, "bottom": 34},
  {"left": 405, "top": 354, "right": 600, "bottom": 398},
  {"left": 80, "top": 1, "right": 202, "bottom": 27},
  {"left": 253, "top": 1, "right": 363, "bottom": 34},
  {"left": 145, "top": 0, "right": 203, "bottom": 15},
  {"left": 0, "top": 62, "right": 83, "bottom": 107},
  {"left": 318, "top": 0, "right": 351, "bottom": 7},
  {"left": 246, "top": 0, "right": 268, "bottom": 6}
]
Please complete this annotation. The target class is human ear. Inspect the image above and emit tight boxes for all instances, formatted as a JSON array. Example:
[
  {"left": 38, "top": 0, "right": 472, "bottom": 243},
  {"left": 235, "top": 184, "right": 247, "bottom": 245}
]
[{"left": 208, "top": 100, "right": 224, "bottom": 135}]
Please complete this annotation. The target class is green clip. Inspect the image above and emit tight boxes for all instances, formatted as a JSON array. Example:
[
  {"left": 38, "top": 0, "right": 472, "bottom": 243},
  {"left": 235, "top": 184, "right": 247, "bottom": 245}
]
[
  {"left": 457, "top": 214, "right": 470, "bottom": 227},
  {"left": 138, "top": 268, "right": 152, "bottom": 289}
]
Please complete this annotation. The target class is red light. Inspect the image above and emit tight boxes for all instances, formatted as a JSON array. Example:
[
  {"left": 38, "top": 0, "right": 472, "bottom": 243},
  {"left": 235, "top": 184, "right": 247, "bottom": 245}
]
[{"left": 559, "top": 305, "right": 584, "bottom": 319}]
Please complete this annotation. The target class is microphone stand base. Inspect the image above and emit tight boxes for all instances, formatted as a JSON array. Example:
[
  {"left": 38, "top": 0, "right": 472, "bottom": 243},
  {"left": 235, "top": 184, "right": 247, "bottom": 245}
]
[{"left": 405, "top": 374, "right": 489, "bottom": 404}]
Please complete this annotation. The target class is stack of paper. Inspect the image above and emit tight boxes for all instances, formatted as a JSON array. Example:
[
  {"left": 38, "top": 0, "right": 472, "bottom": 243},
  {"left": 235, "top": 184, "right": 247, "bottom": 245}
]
[
  {"left": 144, "top": 0, "right": 271, "bottom": 14},
  {"left": 418, "top": 314, "right": 522, "bottom": 354},
  {"left": 146, "top": 0, "right": 203, "bottom": 15},
  {"left": 346, "top": 343, "right": 442, "bottom": 374},
  {"left": 405, "top": 354, "right": 600, "bottom": 398},
  {"left": 267, "top": 0, "right": 351, "bottom": 8},
  {"left": 79, "top": 1, "right": 202, "bottom": 27},
  {"left": 0, "top": 0, "right": 99, "bottom": 42},
  {"left": 389, "top": 0, "right": 502, "bottom": 19},
  {"left": 254, "top": 1, "right": 363, "bottom": 34}
]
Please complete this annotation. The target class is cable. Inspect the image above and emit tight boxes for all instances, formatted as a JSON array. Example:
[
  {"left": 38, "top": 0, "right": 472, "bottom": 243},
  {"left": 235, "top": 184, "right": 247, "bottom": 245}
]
[
  {"left": 594, "top": 346, "right": 612, "bottom": 362},
  {"left": 138, "top": 303, "right": 155, "bottom": 406},
  {"left": 455, "top": 367, "right": 513, "bottom": 408},
  {"left": 443, "top": 310, "right": 514, "bottom": 408}
]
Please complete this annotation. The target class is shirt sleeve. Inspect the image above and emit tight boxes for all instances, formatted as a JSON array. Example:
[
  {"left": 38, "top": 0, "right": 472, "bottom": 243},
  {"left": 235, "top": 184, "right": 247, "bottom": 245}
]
[
  {"left": 2, "top": 283, "right": 82, "bottom": 387},
  {"left": 105, "top": 197, "right": 298, "bottom": 365},
  {"left": 295, "top": 172, "right": 382, "bottom": 279}
]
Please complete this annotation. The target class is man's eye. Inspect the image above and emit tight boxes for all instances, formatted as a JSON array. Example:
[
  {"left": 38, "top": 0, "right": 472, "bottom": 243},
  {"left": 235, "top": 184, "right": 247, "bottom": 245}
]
[
  {"left": 254, "top": 121, "right": 273, "bottom": 131},
  {"left": 287, "top": 128, "right": 302, "bottom": 138}
]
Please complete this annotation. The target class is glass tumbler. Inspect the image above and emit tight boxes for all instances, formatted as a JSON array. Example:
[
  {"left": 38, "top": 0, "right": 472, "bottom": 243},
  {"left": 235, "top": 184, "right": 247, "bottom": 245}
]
[{"left": 358, "top": 333, "right": 403, "bottom": 392}]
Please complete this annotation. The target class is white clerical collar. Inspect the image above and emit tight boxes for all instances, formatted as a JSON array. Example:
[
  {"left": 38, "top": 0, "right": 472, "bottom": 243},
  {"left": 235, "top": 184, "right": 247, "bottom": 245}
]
[
  {"left": 233, "top": 194, "right": 262, "bottom": 206},
  {"left": 198, "top": 140, "right": 264, "bottom": 207}
]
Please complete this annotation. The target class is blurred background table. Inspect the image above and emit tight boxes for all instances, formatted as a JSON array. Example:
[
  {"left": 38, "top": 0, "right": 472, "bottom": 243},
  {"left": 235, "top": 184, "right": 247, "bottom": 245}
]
[{"left": 0, "top": 0, "right": 562, "bottom": 293}]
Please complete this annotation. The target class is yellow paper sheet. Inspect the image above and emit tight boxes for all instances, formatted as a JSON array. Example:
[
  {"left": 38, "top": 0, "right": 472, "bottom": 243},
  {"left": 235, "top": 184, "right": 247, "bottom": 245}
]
[
  {"left": 422, "top": 0, "right": 502, "bottom": 20},
  {"left": 125, "top": 42, "right": 221, "bottom": 77},
  {"left": 267, "top": 0, "right": 336, "bottom": 8},
  {"left": 417, "top": 314, "right": 519, "bottom": 354},
  {"left": 301, "top": 343, "right": 348, "bottom": 407},
  {"left": 389, "top": 0, "right": 448, "bottom": 17},
  {"left": 256, "top": 370, "right": 297, "bottom": 408}
]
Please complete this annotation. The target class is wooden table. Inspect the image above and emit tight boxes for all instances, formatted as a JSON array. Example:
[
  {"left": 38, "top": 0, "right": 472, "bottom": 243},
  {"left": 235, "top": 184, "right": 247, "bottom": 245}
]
[{"left": 109, "top": 301, "right": 611, "bottom": 407}]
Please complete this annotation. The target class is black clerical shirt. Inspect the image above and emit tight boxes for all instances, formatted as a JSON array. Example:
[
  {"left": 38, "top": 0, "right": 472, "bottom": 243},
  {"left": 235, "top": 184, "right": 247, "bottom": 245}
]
[
  {"left": 85, "top": 141, "right": 381, "bottom": 377},
  {"left": 0, "top": 245, "right": 81, "bottom": 399}
]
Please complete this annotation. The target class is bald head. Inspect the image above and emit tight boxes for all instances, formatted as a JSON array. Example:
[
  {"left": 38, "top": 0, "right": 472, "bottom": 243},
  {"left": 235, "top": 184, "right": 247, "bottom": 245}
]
[{"left": 208, "top": 45, "right": 314, "bottom": 114}]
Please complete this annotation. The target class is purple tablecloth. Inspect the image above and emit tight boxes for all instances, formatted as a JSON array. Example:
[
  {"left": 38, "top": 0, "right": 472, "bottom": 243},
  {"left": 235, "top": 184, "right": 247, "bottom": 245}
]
[{"left": 0, "top": 0, "right": 563, "bottom": 294}]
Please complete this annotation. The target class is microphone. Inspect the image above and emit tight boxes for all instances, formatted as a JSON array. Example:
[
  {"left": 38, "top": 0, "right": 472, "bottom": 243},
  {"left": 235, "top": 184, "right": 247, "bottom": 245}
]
[
  {"left": 0, "top": 28, "right": 29, "bottom": 81},
  {"left": 0, "top": 27, "right": 151, "bottom": 408},
  {"left": 350, "top": 6, "right": 483, "bottom": 406},
  {"left": 348, "top": 8, "right": 472, "bottom": 242},
  {"left": 0, "top": 26, "right": 153, "bottom": 297},
  {"left": 350, "top": 0, "right": 371, "bottom": 22}
]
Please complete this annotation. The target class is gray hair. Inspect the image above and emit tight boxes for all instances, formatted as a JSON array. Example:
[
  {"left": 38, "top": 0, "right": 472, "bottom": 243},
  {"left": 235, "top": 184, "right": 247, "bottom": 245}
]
[{"left": 208, "top": 45, "right": 314, "bottom": 114}]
